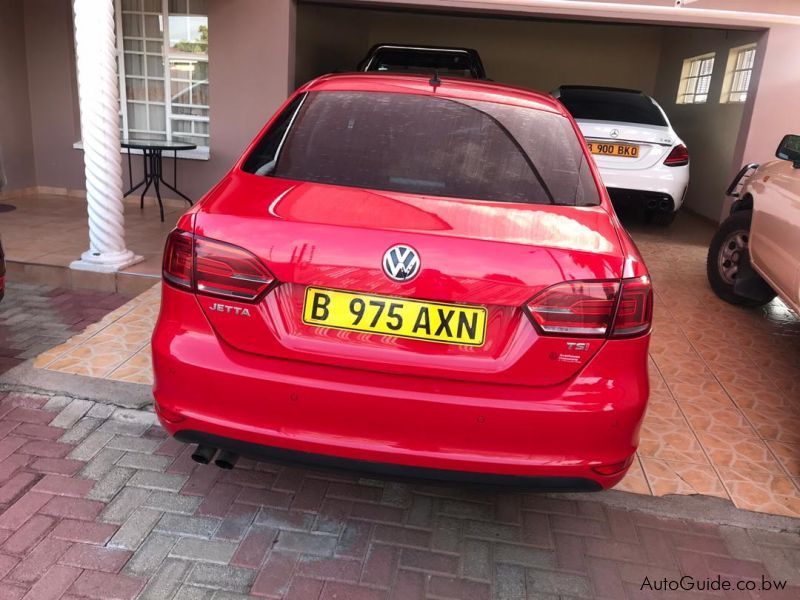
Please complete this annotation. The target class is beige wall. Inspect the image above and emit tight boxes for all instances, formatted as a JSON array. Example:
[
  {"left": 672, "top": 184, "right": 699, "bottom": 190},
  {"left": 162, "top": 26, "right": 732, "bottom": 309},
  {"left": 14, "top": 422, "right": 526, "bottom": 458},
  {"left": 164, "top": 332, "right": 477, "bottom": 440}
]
[
  {"left": 8, "top": 0, "right": 296, "bottom": 203},
  {"left": 296, "top": 4, "right": 666, "bottom": 94},
  {"left": 207, "top": 0, "right": 297, "bottom": 177},
  {"left": 0, "top": 0, "right": 36, "bottom": 190},
  {"left": 24, "top": 0, "right": 84, "bottom": 193},
  {"left": 734, "top": 25, "right": 800, "bottom": 200},
  {"left": 652, "top": 27, "right": 763, "bottom": 221},
  {"left": 4, "top": 0, "right": 799, "bottom": 227},
  {"left": 298, "top": 4, "right": 768, "bottom": 220}
]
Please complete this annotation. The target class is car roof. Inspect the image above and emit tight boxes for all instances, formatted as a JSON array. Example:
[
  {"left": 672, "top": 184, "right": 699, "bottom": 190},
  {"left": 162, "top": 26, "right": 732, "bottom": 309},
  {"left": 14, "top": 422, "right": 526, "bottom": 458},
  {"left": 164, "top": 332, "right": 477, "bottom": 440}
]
[
  {"left": 300, "top": 73, "right": 567, "bottom": 116},
  {"left": 556, "top": 85, "right": 645, "bottom": 96},
  {"left": 367, "top": 43, "right": 480, "bottom": 55}
]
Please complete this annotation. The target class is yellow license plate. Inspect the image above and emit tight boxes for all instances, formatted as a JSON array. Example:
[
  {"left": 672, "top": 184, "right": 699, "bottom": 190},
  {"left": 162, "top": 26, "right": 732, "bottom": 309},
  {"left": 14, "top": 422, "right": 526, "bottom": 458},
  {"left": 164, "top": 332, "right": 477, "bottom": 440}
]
[
  {"left": 587, "top": 142, "right": 640, "bottom": 158},
  {"left": 302, "top": 287, "right": 487, "bottom": 347}
]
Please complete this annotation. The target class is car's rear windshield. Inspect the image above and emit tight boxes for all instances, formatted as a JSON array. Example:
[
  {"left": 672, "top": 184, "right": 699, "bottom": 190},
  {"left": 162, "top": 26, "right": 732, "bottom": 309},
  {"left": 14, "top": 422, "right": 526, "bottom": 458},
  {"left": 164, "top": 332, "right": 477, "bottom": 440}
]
[
  {"left": 558, "top": 88, "right": 668, "bottom": 127},
  {"left": 367, "top": 49, "right": 477, "bottom": 78},
  {"left": 242, "top": 91, "right": 599, "bottom": 206}
]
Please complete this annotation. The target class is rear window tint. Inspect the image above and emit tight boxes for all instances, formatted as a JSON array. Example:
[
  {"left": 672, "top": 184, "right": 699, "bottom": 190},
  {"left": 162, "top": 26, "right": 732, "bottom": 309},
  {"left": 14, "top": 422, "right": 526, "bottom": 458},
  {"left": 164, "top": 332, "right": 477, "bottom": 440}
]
[
  {"left": 558, "top": 89, "right": 668, "bottom": 127},
  {"left": 243, "top": 91, "right": 599, "bottom": 206}
]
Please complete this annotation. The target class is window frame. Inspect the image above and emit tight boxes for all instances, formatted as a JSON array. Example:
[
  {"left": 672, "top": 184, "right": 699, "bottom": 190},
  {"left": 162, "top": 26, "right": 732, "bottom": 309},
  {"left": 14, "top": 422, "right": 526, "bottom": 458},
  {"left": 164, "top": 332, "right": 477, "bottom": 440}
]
[
  {"left": 720, "top": 43, "right": 757, "bottom": 104},
  {"left": 556, "top": 88, "right": 668, "bottom": 127},
  {"left": 114, "top": 0, "right": 209, "bottom": 155},
  {"left": 676, "top": 53, "right": 716, "bottom": 105}
]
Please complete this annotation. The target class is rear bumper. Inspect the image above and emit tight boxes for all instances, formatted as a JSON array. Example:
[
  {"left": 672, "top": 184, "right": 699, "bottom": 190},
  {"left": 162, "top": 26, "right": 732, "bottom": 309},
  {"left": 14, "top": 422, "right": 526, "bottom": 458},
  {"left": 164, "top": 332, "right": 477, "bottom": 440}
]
[
  {"left": 607, "top": 187, "right": 677, "bottom": 214},
  {"left": 600, "top": 164, "right": 689, "bottom": 212},
  {"left": 174, "top": 429, "right": 602, "bottom": 490},
  {"left": 153, "top": 285, "right": 649, "bottom": 490}
]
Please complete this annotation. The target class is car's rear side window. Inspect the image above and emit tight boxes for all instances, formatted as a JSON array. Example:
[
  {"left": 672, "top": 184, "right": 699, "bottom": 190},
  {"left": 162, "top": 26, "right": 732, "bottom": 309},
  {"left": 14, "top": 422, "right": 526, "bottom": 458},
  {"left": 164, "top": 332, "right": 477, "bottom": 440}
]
[
  {"left": 558, "top": 89, "right": 668, "bottom": 127},
  {"left": 243, "top": 91, "right": 599, "bottom": 206}
]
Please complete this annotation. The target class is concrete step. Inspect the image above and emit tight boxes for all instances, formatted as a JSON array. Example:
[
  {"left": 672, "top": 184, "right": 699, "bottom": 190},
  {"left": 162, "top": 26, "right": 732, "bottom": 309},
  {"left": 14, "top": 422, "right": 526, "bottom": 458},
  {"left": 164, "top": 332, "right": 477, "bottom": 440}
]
[{"left": 6, "top": 260, "right": 159, "bottom": 295}]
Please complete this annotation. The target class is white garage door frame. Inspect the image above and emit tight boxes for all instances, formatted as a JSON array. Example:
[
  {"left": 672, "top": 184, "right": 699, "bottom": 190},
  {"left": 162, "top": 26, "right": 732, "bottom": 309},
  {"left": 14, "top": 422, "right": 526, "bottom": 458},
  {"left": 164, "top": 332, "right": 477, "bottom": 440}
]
[{"left": 316, "top": 0, "right": 800, "bottom": 28}]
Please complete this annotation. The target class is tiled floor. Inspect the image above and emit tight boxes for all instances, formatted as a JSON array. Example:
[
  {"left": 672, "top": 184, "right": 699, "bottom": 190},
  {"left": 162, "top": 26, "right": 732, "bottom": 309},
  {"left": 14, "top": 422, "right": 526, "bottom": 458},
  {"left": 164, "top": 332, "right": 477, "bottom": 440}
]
[
  {"left": 33, "top": 285, "right": 159, "bottom": 385},
  {"left": 0, "top": 283, "right": 132, "bottom": 376},
  {"left": 622, "top": 213, "right": 800, "bottom": 517},
  {"left": 0, "top": 193, "right": 183, "bottom": 276},
  {"left": 31, "top": 211, "right": 800, "bottom": 517}
]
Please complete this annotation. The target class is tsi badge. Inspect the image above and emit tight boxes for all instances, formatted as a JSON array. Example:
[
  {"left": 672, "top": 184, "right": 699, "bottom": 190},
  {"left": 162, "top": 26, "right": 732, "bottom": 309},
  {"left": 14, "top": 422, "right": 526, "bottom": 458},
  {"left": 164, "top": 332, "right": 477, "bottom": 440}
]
[
  {"left": 566, "top": 342, "right": 590, "bottom": 352},
  {"left": 552, "top": 341, "right": 590, "bottom": 364},
  {"left": 210, "top": 302, "right": 251, "bottom": 317}
]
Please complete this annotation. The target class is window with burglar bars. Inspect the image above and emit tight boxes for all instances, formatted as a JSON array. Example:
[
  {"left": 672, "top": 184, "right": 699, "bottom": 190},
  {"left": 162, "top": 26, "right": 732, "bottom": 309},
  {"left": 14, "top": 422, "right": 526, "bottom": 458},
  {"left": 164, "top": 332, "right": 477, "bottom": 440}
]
[
  {"left": 676, "top": 53, "right": 715, "bottom": 104},
  {"left": 115, "top": 0, "right": 209, "bottom": 150},
  {"left": 721, "top": 44, "right": 756, "bottom": 104}
]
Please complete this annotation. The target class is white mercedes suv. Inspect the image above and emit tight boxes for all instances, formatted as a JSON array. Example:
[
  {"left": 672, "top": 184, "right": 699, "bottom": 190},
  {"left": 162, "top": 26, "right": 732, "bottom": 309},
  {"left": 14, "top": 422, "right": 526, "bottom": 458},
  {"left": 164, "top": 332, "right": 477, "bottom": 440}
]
[{"left": 552, "top": 86, "right": 690, "bottom": 226}]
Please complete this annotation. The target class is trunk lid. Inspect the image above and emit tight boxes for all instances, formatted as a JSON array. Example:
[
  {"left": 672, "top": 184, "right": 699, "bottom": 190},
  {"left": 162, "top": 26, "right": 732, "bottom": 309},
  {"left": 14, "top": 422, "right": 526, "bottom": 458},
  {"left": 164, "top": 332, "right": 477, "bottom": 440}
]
[
  {"left": 192, "top": 174, "right": 625, "bottom": 387},
  {"left": 576, "top": 120, "right": 675, "bottom": 171}
]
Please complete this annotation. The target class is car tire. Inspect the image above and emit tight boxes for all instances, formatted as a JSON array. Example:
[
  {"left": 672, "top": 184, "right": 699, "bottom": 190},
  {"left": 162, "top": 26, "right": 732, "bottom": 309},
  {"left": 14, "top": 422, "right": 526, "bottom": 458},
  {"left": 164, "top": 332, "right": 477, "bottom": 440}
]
[
  {"left": 647, "top": 210, "right": 677, "bottom": 226},
  {"left": 706, "top": 210, "right": 776, "bottom": 306}
]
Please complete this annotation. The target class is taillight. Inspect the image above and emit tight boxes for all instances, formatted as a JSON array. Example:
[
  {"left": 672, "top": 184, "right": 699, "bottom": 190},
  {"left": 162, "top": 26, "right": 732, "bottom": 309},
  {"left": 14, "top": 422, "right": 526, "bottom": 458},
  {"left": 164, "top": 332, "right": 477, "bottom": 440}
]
[
  {"left": 611, "top": 276, "right": 653, "bottom": 338},
  {"left": 163, "top": 230, "right": 193, "bottom": 290},
  {"left": 162, "top": 229, "right": 275, "bottom": 302},
  {"left": 194, "top": 237, "right": 274, "bottom": 301},
  {"left": 525, "top": 276, "right": 652, "bottom": 339},
  {"left": 526, "top": 281, "right": 620, "bottom": 337},
  {"left": 664, "top": 144, "right": 689, "bottom": 167}
]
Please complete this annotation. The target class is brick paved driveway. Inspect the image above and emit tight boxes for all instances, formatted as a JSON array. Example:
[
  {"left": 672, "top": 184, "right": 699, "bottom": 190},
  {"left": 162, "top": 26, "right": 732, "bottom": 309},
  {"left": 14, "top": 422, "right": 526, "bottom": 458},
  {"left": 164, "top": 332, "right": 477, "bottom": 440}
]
[{"left": 0, "top": 392, "right": 798, "bottom": 599}]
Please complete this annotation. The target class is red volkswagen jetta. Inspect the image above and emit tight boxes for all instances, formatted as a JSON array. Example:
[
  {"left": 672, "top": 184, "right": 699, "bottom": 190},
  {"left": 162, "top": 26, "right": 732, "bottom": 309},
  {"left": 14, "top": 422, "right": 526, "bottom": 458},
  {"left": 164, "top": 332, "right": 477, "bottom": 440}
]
[{"left": 153, "top": 73, "right": 651, "bottom": 490}]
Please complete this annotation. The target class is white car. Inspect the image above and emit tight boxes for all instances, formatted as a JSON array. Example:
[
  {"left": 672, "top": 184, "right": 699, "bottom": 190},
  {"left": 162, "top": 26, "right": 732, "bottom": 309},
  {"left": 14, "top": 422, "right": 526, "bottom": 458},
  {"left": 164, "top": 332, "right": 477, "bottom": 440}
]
[{"left": 552, "top": 86, "right": 690, "bottom": 226}]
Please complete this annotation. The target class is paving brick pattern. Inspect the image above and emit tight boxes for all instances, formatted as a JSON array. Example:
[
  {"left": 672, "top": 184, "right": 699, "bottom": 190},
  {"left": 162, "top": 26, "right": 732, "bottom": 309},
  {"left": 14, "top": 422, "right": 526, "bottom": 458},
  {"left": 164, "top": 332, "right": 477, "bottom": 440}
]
[
  {"left": 0, "top": 283, "right": 131, "bottom": 375},
  {"left": 0, "top": 392, "right": 798, "bottom": 599}
]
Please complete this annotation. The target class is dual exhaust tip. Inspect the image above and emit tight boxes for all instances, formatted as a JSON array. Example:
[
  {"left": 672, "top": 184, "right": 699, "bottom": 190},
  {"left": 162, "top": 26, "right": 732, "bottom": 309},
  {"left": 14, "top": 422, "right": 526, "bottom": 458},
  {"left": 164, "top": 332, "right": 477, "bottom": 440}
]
[
  {"left": 646, "top": 198, "right": 672, "bottom": 212},
  {"left": 191, "top": 444, "right": 238, "bottom": 470}
]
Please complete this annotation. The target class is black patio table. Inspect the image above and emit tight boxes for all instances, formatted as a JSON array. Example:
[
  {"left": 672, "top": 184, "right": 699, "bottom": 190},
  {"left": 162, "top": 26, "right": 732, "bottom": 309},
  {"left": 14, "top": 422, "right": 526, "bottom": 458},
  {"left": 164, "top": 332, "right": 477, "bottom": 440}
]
[{"left": 122, "top": 139, "right": 197, "bottom": 222}]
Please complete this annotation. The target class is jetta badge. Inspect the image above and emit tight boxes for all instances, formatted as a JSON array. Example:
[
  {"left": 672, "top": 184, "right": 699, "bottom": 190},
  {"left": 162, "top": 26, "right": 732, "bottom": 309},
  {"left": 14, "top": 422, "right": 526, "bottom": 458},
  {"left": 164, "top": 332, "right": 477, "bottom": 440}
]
[
  {"left": 210, "top": 302, "right": 251, "bottom": 317},
  {"left": 383, "top": 245, "right": 420, "bottom": 282}
]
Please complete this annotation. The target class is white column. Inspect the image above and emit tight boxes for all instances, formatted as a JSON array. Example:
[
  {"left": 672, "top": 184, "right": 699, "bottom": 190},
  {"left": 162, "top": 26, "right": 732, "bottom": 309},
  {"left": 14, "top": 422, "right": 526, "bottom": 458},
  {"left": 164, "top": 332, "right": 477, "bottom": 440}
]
[{"left": 70, "top": 0, "right": 142, "bottom": 273}]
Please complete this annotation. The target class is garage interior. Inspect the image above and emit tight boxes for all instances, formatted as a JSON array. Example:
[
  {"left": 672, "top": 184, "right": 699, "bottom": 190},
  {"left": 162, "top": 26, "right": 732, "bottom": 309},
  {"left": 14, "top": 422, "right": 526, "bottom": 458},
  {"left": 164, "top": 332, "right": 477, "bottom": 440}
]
[
  {"left": 290, "top": 2, "right": 799, "bottom": 516},
  {"left": 295, "top": 2, "right": 763, "bottom": 222}
]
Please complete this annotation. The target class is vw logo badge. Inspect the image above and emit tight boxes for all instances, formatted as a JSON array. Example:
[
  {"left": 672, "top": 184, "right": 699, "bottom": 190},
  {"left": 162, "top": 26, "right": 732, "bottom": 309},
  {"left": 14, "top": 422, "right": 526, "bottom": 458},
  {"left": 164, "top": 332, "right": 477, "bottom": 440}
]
[
  {"left": 609, "top": 129, "right": 620, "bottom": 139},
  {"left": 383, "top": 245, "right": 420, "bottom": 282}
]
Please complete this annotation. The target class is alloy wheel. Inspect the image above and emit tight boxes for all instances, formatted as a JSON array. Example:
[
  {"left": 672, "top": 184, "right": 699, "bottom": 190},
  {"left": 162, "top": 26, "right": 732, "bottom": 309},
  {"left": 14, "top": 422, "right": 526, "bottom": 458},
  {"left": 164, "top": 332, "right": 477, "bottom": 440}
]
[{"left": 717, "top": 229, "right": 749, "bottom": 285}]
